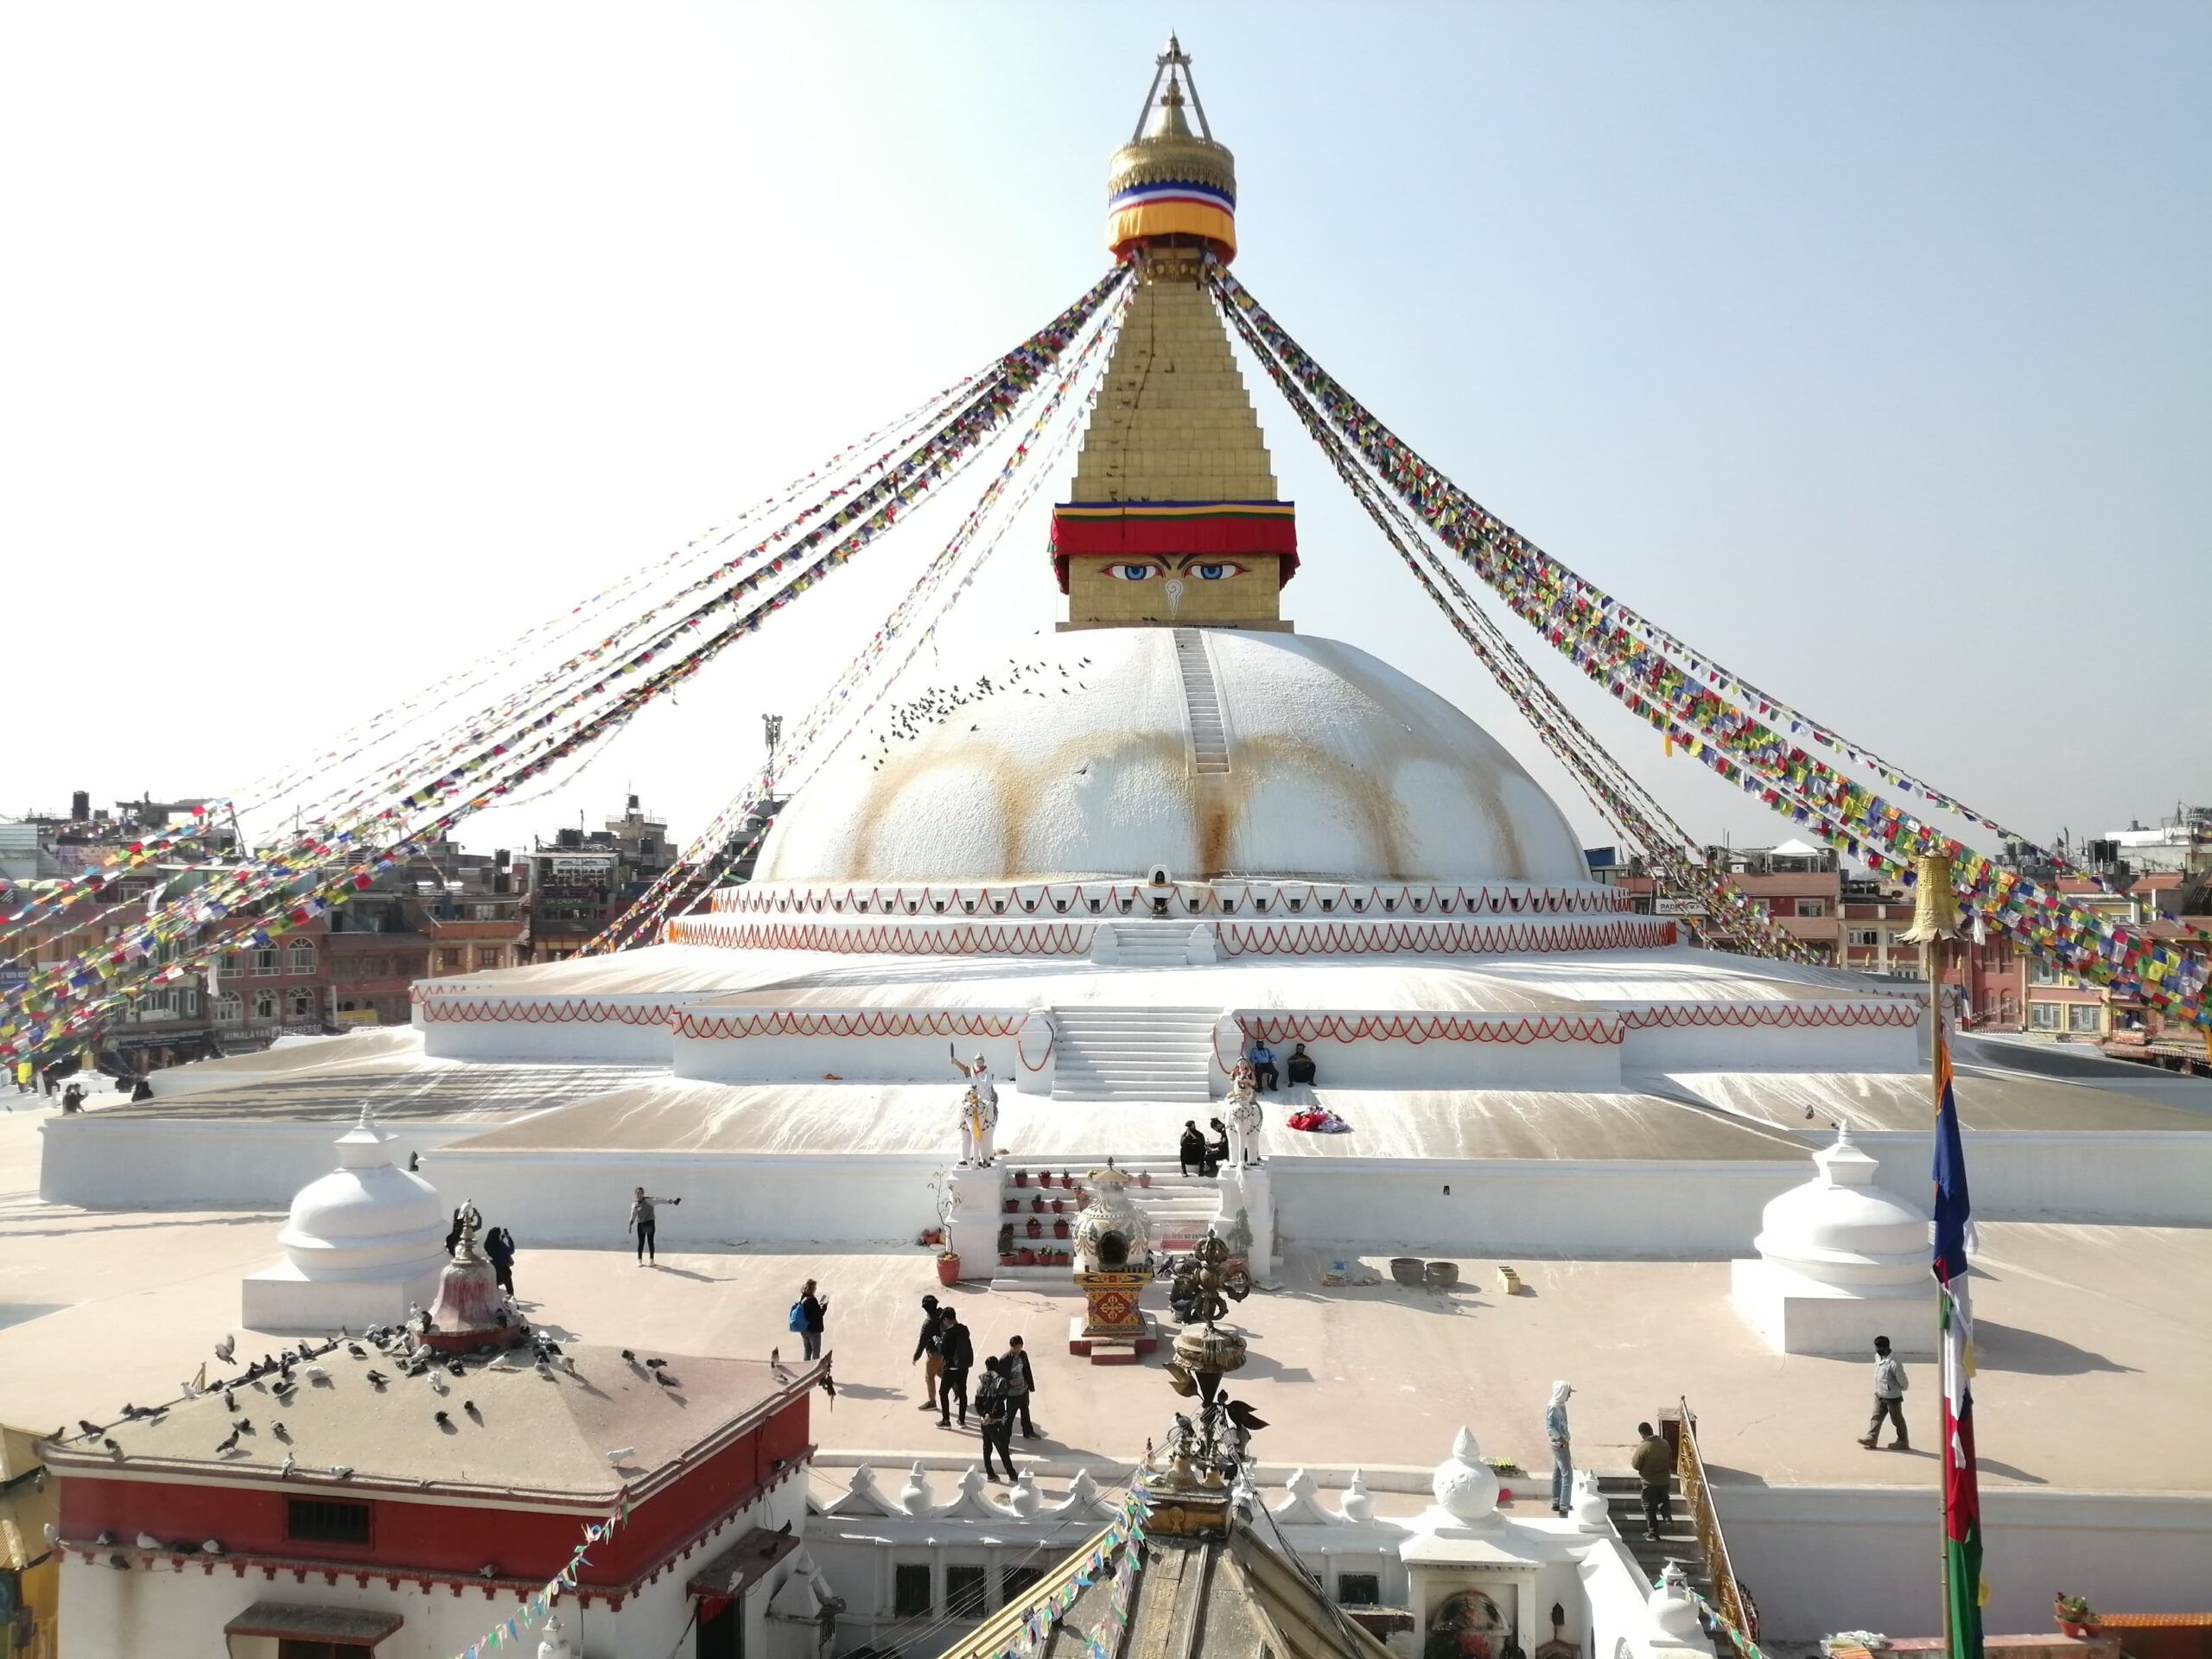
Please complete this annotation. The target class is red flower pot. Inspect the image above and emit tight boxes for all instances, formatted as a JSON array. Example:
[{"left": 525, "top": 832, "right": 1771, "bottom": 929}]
[
  {"left": 1013, "top": 1170, "right": 1029, "bottom": 1187},
  {"left": 1002, "top": 1198, "right": 1020, "bottom": 1214},
  {"left": 1016, "top": 1248, "right": 1037, "bottom": 1266},
  {"left": 1026, "top": 1217, "right": 1042, "bottom": 1238},
  {"left": 935, "top": 1252, "right": 961, "bottom": 1287},
  {"left": 1039, "top": 1169, "right": 1055, "bottom": 1188},
  {"left": 1059, "top": 1170, "right": 1072, "bottom": 1188},
  {"left": 999, "top": 1252, "right": 1019, "bottom": 1267},
  {"left": 1050, "top": 1198, "right": 1065, "bottom": 1214},
  {"left": 1030, "top": 1196, "right": 1046, "bottom": 1212},
  {"left": 1053, "top": 1219, "right": 1071, "bottom": 1239}
]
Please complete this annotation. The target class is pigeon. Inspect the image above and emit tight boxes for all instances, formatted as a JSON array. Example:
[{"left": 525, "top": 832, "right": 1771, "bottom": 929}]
[
  {"left": 447, "top": 1360, "right": 467, "bottom": 1377},
  {"left": 48, "top": 1426, "right": 65, "bottom": 1446},
  {"left": 224, "top": 1390, "right": 237, "bottom": 1412},
  {"left": 645, "top": 1357, "right": 666, "bottom": 1370},
  {"left": 478, "top": 1564, "right": 498, "bottom": 1580},
  {"left": 463, "top": 1400, "right": 480, "bottom": 1420},
  {"left": 428, "top": 1375, "right": 448, "bottom": 1396},
  {"left": 278, "top": 1452, "right": 296, "bottom": 1478},
  {"left": 95, "top": 1530, "right": 115, "bottom": 1547},
  {"left": 136, "top": 1532, "right": 162, "bottom": 1550},
  {"left": 213, "top": 1334, "right": 236, "bottom": 1364},
  {"left": 434, "top": 1411, "right": 452, "bottom": 1428},
  {"left": 302, "top": 1363, "right": 329, "bottom": 1382},
  {"left": 653, "top": 1370, "right": 677, "bottom": 1388},
  {"left": 328, "top": 1465, "right": 353, "bottom": 1479},
  {"left": 102, "top": 1439, "right": 123, "bottom": 1457},
  {"left": 214, "top": 1429, "right": 241, "bottom": 1454},
  {"left": 77, "top": 1420, "right": 102, "bottom": 1441},
  {"left": 200, "top": 1540, "right": 223, "bottom": 1555},
  {"left": 603, "top": 1446, "right": 634, "bottom": 1465},
  {"left": 620, "top": 1349, "right": 639, "bottom": 1364},
  {"left": 769, "top": 1350, "right": 791, "bottom": 1380},
  {"left": 365, "top": 1370, "right": 388, "bottom": 1388},
  {"left": 818, "top": 1370, "right": 836, "bottom": 1401},
  {"left": 271, "top": 1422, "right": 289, "bottom": 1441},
  {"left": 537, "top": 1339, "right": 563, "bottom": 1357},
  {"left": 118, "top": 1404, "right": 141, "bottom": 1420},
  {"left": 108, "top": 1554, "right": 130, "bottom": 1572}
]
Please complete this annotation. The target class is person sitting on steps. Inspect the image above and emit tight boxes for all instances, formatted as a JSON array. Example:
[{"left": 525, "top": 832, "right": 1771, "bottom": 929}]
[
  {"left": 1287, "top": 1042, "right": 1317, "bottom": 1087},
  {"left": 1179, "top": 1119, "right": 1214, "bottom": 1178}
]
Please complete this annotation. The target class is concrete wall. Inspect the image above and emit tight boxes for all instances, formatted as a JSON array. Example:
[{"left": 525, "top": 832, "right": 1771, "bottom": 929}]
[
  {"left": 1718, "top": 1484, "right": 2212, "bottom": 1640},
  {"left": 672, "top": 1028, "right": 1022, "bottom": 1086},
  {"left": 1620, "top": 1017, "right": 1917, "bottom": 1075},
  {"left": 1270, "top": 1160, "right": 1790, "bottom": 1258},
  {"left": 1230, "top": 1020, "right": 1626, "bottom": 1092},
  {"left": 1854, "top": 1130, "right": 2212, "bottom": 1224},
  {"left": 39, "top": 1116, "right": 487, "bottom": 1208},
  {"left": 423, "top": 1147, "right": 946, "bottom": 1246}
]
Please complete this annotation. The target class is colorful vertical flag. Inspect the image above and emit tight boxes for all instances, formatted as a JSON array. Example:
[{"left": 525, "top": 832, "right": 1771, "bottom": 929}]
[{"left": 1932, "top": 1032, "right": 1985, "bottom": 1659}]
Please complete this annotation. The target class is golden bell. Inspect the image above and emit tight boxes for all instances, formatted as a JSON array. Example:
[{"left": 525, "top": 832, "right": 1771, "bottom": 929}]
[{"left": 1897, "top": 854, "right": 1961, "bottom": 944}]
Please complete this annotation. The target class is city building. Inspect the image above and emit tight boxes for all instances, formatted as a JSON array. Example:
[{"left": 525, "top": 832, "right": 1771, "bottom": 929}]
[{"left": 528, "top": 798, "right": 682, "bottom": 962}]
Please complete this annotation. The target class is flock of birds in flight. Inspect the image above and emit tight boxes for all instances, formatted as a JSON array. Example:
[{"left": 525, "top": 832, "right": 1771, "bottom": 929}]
[{"left": 868, "top": 655, "right": 1094, "bottom": 770}]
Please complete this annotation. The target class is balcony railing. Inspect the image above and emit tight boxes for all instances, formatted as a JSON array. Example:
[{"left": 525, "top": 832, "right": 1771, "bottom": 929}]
[{"left": 1676, "top": 1396, "right": 1758, "bottom": 1641}]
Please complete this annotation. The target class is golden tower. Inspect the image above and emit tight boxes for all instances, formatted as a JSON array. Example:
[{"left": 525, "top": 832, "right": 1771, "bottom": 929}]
[{"left": 1052, "top": 37, "right": 1298, "bottom": 632}]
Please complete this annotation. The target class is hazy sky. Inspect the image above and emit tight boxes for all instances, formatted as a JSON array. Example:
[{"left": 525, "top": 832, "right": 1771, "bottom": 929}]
[{"left": 3, "top": 3, "right": 2205, "bottom": 861}]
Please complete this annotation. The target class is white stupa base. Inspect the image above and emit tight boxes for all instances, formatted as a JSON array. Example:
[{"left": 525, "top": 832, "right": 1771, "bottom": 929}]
[
  {"left": 1729, "top": 1259, "right": 1936, "bottom": 1358},
  {"left": 242, "top": 1259, "right": 445, "bottom": 1334}
]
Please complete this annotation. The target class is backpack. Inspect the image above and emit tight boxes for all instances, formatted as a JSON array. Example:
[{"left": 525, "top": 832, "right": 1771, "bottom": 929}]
[{"left": 788, "top": 1301, "right": 806, "bottom": 1332}]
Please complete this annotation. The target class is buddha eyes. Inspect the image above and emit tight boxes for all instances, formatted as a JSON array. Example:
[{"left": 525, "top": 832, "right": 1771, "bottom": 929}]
[{"left": 1102, "top": 561, "right": 1245, "bottom": 581}]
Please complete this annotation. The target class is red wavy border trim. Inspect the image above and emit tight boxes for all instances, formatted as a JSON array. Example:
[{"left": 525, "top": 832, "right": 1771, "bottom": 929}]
[
  {"left": 664, "top": 917, "right": 1096, "bottom": 957},
  {"left": 672, "top": 1008, "right": 1023, "bottom": 1041},
  {"left": 412, "top": 995, "right": 690, "bottom": 1027},
  {"left": 1618, "top": 1000, "right": 1917, "bottom": 1031},
  {"left": 1216, "top": 918, "right": 1675, "bottom": 957}
]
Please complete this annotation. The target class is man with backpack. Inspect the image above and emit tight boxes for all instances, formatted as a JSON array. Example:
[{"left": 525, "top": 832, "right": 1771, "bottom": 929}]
[{"left": 974, "top": 1355, "right": 1018, "bottom": 1483}]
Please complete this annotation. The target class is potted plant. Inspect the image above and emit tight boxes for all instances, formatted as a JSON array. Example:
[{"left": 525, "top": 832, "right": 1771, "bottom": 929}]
[
  {"left": 1013, "top": 1168, "right": 1029, "bottom": 1187},
  {"left": 1050, "top": 1197, "right": 1065, "bottom": 1214},
  {"left": 2054, "top": 1595, "right": 2099, "bottom": 1639},
  {"left": 1031, "top": 1195, "right": 1046, "bottom": 1213},
  {"left": 1137, "top": 1171, "right": 1152, "bottom": 1189},
  {"left": 1016, "top": 1246, "right": 1037, "bottom": 1266},
  {"left": 1002, "top": 1197, "right": 1020, "bottom": 1214},
  {"left": 1039, "top": 1169, "right": 1055, "bottom": 1188},
  {"left": 936, "top": 1248, "right": 961, "bottom": 1287},
  {"left": 1058, "top": 1169, "right": 1072, "bottom": 1189},
  {"left": 997, "top": 1223, "right": 1017, "bottom": 1267},
  {"left": 1026, "top": 1216, "right": 1043, "bottom": 1239},
  {"left": 1052, "top": 1217, "right": 1071, "bottom": 1239}
]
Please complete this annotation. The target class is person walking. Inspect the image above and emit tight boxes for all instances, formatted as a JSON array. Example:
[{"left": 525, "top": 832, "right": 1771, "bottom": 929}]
[
  {"left": 1859, "top": 1334, "right": 1910, "bottom": 1450},
  {"left": 794, "top": 1279, "right": 829, "bottom": 1363},
  {"left": 628, "top": 1187, "right": 679, "bottom": 1265},
  {"left": 483, "top": 1225, "right": 518, "bottom": 1297},
  {"left": 1545, "top": 1381, "right": 1575, "bottom": 1515},
  {"left": 1000, "top": 1334, "right": 1039, "bottom": 1438},
  {"left": 976, "top": 1356, "right": 1018, "bottom": 1483},
  {"left": 1630, "top": 1421, "right": 1674, "bottom": 1540},
  {"left": 937, "top": 1306, "right": 975, "bottom": 1429},
  {"left": 911, "top": 1294, "right": 944, "bottom": 1412}
]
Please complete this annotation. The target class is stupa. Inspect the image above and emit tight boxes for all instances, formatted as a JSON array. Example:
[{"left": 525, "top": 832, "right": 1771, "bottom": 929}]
[
  {"left": 54, "top": 38, "right": 2198, "bottom": 1289},
  {"left": 240, "top": 1103, "right": 448, "bottom": 1332}
]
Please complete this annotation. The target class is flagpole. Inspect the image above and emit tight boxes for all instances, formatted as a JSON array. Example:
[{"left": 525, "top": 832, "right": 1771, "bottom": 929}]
[{"left": 1899, "top": 851, "right": 1960, "bottom": 1654}]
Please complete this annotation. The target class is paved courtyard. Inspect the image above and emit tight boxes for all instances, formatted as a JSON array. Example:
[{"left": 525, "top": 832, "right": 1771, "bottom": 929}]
[{"left": 2, "top": 1102, "right": 2204, "bottom": 1494}]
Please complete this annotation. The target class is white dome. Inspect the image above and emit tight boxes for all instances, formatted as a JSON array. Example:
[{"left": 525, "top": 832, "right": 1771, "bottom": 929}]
[
  {"left": 1753, "top": 1125, "right": 1930, "bottom": 1294},
  {"left": 755, "top": 628, "right": 1592, "bottom": 887},
  {"left": 1430, "top": 1426, "right": 1501, "bottom": 1523},
  {"left": 279, "top": 1108, "right": 449, "bottom": 1283}
]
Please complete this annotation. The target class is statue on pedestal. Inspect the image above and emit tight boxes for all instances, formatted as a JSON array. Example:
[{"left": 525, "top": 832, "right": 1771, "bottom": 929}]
[
  {"left": 1226, "top": 1066, "right": 1263, "bottom": 1168},
  {"left": 950, "top": 1051, "right": 1000, "bottom": 1168}
]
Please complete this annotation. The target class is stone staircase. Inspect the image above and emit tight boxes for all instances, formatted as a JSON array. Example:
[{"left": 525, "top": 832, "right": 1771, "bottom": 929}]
[
  {"left": 1594, "top": 1472, "right": 1731, "bottom": 1658},
  {"left": 1173, "top": 627, "right": 1231, "bottom": 775},
  {"left": 1049, "top": 1006, "right": 1217, "bottom": 1102},
  {"left": 985, "top": 1157, "right": 1228, "bottom": 1286},
  {"left": 1095, "top": 920, "right": 1204, "bottom": 967}
]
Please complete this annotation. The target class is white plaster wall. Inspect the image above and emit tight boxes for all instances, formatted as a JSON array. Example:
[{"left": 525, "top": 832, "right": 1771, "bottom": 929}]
[
  {"left": 424, "top": 1148, "right": 945, "bottom": 1245},
  {"left": 1852, "top": 1130, "right": 2212, "bottom": 1224},
  {"left": 416, "top": 997, "right": 682, "bottom": 1064},
  {"left": 1270, "top": 1160, "right": 1789, "bottom": 1257},
  {"left": 1232, "top": 1025, "right": 1624, "bottom": 1092},
  {"left": 54, "top": 1553, "right": 693, "bottom": 1659},
  {"left": 672, "top": 1029, "right": 1021, "bottom": 1085},
  {"left": 1620, "top": 1018, "right": 1916, "bottom": 1075},
  {"left": 1718, "top": 1484, "right": 2212, "bottom": 1640},
  {"left": 40, "top": 1117, "right": 486, "bottom": 1208}
]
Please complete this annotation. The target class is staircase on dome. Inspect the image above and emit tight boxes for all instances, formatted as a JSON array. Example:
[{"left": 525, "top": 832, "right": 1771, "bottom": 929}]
[{"left": 1054, "top": 35, "right": 1298, "bottom": 635}]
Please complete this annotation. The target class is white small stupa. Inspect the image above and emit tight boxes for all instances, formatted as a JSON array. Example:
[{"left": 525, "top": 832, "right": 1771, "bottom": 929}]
[
  {"left": 241, "top": 1103, "right": 448, "bottom": 1332},
  {"left": 1730, "top": 1123, "right": 1937, "bottom": 1357}
]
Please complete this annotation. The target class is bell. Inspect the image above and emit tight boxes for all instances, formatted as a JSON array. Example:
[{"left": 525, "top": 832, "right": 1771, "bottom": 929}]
[{"left": 1897, "top": 854, "right": 1961, "bottom": 945}]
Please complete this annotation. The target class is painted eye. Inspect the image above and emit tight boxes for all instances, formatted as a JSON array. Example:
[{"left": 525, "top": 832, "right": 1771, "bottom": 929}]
[
  {"left": 1190, "top": 562, "right": 1246, "bottom": 581},
  {"left": 1105, "top": 563, "right": 1159, "bottom": 581}
]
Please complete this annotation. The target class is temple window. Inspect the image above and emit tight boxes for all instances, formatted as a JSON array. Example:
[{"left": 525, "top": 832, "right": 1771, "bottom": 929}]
[
  {"left": 285, "top": 1497, "right": 371, "bottom": 1546},
  {"left": 946, "top": 1563, "right": 988, "bottom": 1618},
  {"left": 893, "top": 1562, "right": 932, "bottom": 1618}
]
